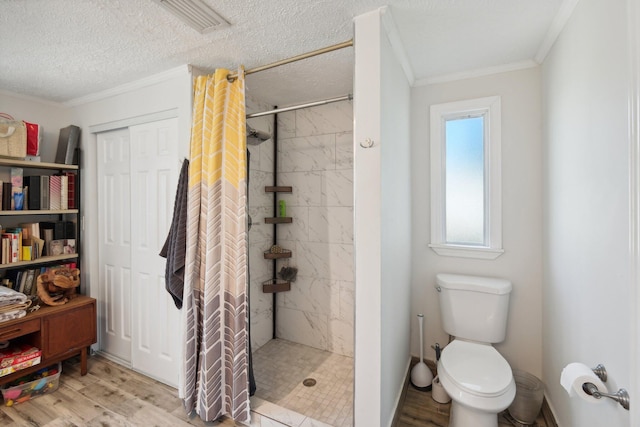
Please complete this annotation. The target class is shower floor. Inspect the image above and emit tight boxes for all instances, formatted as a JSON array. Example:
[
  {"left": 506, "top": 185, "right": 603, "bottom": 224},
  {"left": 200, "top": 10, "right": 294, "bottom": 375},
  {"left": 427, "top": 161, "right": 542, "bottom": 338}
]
[{"left": 252, "top": 339, "right": 353, "bottom": 427}]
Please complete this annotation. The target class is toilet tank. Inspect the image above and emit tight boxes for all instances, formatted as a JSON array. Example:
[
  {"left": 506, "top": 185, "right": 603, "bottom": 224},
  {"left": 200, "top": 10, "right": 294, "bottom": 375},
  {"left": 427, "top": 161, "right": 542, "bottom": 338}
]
[{"left": 435, "top": 273, "right": 512, "bottom": 343}]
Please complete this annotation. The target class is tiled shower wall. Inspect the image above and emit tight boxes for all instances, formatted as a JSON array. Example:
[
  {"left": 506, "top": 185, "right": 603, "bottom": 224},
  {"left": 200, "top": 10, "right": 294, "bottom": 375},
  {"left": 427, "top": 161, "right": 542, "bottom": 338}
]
[
  {"left": 275, "top": 100, "right": 354, "bottom": 357},
  {"left": 247, "top": 97, "right": 276, "bottom": 352}
]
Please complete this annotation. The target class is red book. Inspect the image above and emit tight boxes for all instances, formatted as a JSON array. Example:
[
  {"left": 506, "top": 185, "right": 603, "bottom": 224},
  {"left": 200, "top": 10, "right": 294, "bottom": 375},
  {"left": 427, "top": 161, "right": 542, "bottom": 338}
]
[
  {"left": 63, "top": 172, "right": 76, "bottom": 209},
  {"left": 0, "top": 344, "right": 42, "bottom": 368}
]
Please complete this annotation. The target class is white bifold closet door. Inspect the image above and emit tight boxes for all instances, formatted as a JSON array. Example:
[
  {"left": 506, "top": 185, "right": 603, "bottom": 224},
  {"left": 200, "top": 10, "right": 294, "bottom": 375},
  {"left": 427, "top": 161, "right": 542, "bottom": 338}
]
[{"left": 97, "top": 118, "right": 182, "bottom": 387}]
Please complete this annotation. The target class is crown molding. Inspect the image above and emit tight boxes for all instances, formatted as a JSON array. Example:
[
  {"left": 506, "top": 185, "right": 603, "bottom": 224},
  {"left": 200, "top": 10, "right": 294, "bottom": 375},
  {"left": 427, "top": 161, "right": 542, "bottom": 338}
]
[
  {"left": 0, "top": 89, "right": 68, "bottom": 109},
  {"left": 414, "top": 59, "right": 538, "bottom": 86},
  {"left": 380, "top": 6, "right": 415, "bottom": 85},
  {"left": 65, "top": 64, "right": 193, "bottom": 107},
  {"left": 535, "top": 0, "right": 581, "bottom": 63}
]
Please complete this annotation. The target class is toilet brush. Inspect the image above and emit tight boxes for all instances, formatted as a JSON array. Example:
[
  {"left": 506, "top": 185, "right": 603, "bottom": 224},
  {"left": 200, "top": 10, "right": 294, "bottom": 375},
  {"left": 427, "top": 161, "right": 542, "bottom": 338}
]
[{"left": 411, "top": 314, "right": 434, "bottom": 391}]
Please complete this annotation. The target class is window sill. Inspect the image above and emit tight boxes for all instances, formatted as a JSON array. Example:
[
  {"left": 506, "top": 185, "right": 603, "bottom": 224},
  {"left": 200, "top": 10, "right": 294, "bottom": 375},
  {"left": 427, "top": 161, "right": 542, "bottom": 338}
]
[{"left": 429, "top": 243, "right": 504, "bottom": 260}]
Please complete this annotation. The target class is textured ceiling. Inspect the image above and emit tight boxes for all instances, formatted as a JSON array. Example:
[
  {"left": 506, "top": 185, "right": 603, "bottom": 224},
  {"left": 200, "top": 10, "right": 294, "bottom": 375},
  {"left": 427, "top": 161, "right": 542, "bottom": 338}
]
[{"left": 0, "top": 0, "right": 565, "bottom": 106}]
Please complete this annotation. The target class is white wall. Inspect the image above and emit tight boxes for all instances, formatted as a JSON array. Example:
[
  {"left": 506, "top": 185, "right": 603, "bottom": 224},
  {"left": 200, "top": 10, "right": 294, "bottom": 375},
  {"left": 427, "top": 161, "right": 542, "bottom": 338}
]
[
  {"left": 275, "top": 101, "right": 354, "bottom": 357},
  {"left": 411, "top": 67, "right": 543, "bottom": 377},
  {"left": 0, "top": 92, "right": 72, "bottom": 163},
  {"left": 68, "top": 66, "right": 194, "bottom": 302},
  {"left": 380, "top": 16, "right": 412, "bottom": 427},
  {"left": 542, "top": 0, "right": 632, "bottom": 425},
  {"left": 354, "top": 8, "right": 412, "bottom": 427}
]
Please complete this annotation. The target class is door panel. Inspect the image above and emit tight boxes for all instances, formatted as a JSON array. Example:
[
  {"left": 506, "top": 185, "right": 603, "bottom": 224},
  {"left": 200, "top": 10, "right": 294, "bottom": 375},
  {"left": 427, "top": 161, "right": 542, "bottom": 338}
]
[
  {"left": 97, "top": 129, "right": 132, "bottom": 363},
  {"left": 129, "top": 118, "right": 182, "bottom": 387}
]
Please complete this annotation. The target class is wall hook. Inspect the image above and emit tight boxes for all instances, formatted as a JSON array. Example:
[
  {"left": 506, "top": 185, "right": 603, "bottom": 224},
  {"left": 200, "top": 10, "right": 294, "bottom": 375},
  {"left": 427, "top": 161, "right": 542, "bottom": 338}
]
[{"left": 360, "top": 138, "right": 374, "bottom": 148}]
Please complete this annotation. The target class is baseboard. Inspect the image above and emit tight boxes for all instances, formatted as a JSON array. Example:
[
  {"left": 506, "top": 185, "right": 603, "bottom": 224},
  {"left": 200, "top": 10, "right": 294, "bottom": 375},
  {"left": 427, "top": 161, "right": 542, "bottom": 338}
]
[
  {"left": 541, "top": 395, "right": 559, "bottom": 427},
  {"left": 390, "top": 358, "right": 412, "bottom": 427},
  {"left": 391, "top": 356, "right": 438, "bottom": 427}
]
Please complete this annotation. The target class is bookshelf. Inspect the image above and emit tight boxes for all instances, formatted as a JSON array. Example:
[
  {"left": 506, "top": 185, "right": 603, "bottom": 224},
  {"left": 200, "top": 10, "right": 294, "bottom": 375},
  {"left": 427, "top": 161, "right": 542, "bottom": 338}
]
[
  {"left": 0, "top": 154, "right": 81, "bottom": 279},
  {"left": 0, "top": 153, "right": 93, "bottom": 384}
]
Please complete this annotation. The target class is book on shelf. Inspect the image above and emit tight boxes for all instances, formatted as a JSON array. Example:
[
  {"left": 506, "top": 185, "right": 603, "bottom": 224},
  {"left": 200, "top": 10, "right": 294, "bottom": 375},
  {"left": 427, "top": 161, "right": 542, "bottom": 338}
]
[
  {"left": 60, "top": 175, "right": 68, "bottom": 210},
  {"left": 40, "top": 176, "right": 49, "bottom": 210},
  {"left": 17, "top": 270, "right": 27, "bottom": 293},
  {"left": 49, "top": 175, "right": 61, "bottom": 210},
  {"left": 23, "top": 176, "right": 41, "bottom": 210},
  {"left": 21, "top": 246, "right": 31, "bottom": 261},
  {"left": 23, "top": 237, "right": 44, "bottom": 260},
  {"left": 19, "top": 223, "right": 40, "bottom": 240},
  {"left": 2, "top": 182, "right": 11, "bottom": 210},
  {"left": 1, "top": 231, "right": 20, "bottom": 263},
  {"left": 5, "top": 228, "right": 22, "bottom": 262},
  {"left": 63, "top": 172, "right": 76, "bottom": 209},
  {"left": 1, "top": 236, "right": 9, "bottom": 264}
]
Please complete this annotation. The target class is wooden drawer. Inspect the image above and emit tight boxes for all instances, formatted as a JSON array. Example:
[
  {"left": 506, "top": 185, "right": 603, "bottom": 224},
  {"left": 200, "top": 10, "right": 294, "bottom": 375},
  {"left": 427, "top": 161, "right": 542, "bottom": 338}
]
[{"left": 0, "top": 318, "right": 40, "bottom": 341}]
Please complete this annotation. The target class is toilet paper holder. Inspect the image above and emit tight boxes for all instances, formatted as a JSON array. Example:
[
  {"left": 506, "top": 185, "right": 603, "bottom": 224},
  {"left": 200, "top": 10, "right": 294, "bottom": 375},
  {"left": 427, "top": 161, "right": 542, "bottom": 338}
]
[{"left": 583, "top": 364, "right": 630, "bottom": 410}]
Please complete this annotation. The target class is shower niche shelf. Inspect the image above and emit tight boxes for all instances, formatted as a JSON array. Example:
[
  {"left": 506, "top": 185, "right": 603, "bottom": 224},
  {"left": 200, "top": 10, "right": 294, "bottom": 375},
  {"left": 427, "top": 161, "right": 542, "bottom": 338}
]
[
  {"left": 263, "top": 249, "right": 292, "bottom": 259},
  {"left": 265, "top": 186, "right": 292, "bottom": 193},
  {"left": 263, "top": 185, "right": 293, "bottom": 294},
  {"left": 265, "top": 217, "right": 292, "bottom": 224},
  {"left": 262, "top": 278, "right": 291, "bottom": 293}
]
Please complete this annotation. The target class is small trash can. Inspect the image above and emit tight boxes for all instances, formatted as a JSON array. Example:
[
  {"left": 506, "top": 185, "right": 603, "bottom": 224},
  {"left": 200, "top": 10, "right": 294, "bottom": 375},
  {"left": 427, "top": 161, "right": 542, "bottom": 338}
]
[{"left": 508, "top": 369, "right": 544, "bottom": 425}]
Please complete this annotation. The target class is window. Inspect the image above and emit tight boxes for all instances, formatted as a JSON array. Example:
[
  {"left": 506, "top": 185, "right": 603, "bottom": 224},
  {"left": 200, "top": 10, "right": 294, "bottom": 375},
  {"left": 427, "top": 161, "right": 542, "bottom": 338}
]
[{"left": 429, "top": 96, "right": 503, "bottom": 259}]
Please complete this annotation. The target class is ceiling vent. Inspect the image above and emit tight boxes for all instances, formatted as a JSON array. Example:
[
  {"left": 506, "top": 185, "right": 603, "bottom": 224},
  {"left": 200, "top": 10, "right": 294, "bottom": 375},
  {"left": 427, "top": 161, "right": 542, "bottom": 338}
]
[{"left": 153, "top": 0, "right": 230, "bottom": 33}]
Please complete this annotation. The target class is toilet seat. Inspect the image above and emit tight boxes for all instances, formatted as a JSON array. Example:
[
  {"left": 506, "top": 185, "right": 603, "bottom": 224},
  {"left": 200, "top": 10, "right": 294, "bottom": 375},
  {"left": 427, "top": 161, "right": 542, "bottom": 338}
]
[
  {"left": 437, "top": 339, "right": 516, "bottom": 417},
  {"left": 439, "top": 340, "right": 513, "bottom": 398}
]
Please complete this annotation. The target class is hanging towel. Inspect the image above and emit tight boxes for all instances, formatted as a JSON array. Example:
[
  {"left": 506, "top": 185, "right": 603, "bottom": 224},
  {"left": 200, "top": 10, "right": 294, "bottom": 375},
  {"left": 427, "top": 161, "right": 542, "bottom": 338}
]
[{"left": 160, "top": 158, "right": 189, "bottom": 309}]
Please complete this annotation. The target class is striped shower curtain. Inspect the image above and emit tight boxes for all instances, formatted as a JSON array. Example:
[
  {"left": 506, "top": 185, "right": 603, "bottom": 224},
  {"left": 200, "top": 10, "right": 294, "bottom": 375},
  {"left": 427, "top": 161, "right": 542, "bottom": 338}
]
[{"left": 182, "top": 68, "right": 250, "bottom": 423}]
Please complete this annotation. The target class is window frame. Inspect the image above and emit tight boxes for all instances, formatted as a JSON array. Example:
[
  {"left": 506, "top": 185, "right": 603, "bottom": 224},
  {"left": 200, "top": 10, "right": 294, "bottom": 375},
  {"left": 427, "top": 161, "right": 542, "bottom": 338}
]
[{"left": 429, "top": 96, "right": 504, "bottom": 259}]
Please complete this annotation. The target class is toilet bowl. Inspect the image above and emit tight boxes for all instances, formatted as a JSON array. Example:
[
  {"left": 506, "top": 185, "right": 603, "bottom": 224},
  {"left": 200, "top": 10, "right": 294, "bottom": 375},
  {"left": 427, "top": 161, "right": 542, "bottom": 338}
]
[
  {"left": 437, "top": 340, "right": 515, "bottom": 427},
  {"left": 434, "top": 274, "right": 515, "bottom": 427}
]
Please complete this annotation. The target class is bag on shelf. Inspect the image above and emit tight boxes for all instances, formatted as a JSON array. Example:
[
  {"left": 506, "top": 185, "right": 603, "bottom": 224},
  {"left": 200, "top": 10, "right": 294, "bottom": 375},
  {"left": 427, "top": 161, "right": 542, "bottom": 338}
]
[
  {"left": 0, "top": 114, "right": 27, "bottom": 159},
  {"left": 23, "top": 121, "right": 41, "bottom": 156}
]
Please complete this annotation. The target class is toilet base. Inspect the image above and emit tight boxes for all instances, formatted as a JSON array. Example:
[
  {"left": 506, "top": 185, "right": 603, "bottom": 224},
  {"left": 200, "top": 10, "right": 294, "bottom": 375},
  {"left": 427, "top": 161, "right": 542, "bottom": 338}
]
[{"left": 449, "top": 400, "right": 498, "bottom": 427}]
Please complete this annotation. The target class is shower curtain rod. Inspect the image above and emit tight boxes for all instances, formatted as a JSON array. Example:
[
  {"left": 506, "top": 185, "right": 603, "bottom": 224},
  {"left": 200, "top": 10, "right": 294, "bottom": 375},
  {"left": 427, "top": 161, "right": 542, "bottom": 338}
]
[
  {"left": 227, "top": 39, "right": 354, "bottom": 81},
  {"left": 246, "top": 94, "right": 352, "bottom": 118}
]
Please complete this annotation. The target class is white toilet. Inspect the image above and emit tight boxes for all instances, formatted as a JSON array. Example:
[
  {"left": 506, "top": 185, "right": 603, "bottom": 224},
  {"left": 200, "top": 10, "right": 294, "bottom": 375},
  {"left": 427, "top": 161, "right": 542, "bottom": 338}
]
[{"left": 435, "top": 273, "right": 516, "bottom": 427}]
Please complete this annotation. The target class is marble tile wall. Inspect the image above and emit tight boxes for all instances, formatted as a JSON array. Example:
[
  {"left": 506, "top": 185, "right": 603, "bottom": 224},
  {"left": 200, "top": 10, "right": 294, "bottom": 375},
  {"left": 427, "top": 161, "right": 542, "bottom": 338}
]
[
  {"left": 275, "top": 100, "right": 354, "bottom": 357},
  {"left": 247, "top": 96, "right": 276, "bottom": 352}
]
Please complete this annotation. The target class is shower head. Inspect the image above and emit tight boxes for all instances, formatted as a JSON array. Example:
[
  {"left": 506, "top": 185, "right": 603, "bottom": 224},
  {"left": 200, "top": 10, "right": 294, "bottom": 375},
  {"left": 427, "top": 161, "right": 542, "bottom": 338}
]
[{"left": 246, "top": 124, "right": 271, "bottom": 145}]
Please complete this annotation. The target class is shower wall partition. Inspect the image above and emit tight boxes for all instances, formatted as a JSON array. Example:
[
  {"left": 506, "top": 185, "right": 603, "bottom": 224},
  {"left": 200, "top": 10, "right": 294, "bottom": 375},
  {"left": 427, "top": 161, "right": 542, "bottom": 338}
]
[
  {"left": 247, "top": 96, "right": 277, "bottom": 351},
  {"left": 273, "top": 100, "right": 354, "bottom": 356},
  {"left": 248, "top": 97, "right": 354, "bottom": 357}
]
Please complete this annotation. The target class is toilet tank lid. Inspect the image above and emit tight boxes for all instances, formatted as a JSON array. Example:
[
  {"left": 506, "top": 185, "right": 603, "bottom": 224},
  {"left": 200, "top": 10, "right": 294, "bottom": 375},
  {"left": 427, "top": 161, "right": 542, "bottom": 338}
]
[{"left": 436, "top": 273, "right": 512, "bottom": 295}]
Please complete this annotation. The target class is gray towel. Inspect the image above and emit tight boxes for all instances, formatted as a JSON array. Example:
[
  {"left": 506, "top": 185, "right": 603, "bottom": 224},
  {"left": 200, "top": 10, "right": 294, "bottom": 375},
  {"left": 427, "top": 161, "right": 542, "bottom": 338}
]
[{"left": 159, "top": 159, "right": 189, "bottom": 309}]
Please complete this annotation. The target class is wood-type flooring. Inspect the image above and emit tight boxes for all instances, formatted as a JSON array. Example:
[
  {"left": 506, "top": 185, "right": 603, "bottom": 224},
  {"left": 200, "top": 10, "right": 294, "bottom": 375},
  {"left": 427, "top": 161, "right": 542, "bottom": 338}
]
[{"left": 0, "top": 354, "right": 550, "bottom": 427}]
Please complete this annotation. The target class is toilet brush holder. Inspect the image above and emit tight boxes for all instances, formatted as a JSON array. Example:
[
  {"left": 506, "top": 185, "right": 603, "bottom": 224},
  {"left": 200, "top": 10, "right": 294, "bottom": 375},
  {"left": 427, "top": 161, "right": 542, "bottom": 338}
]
[
  {"left": 432, "top": 375, "right": 451, "bottom": 403},
  {"left": 410, "top": 314, "right": 433, "bottom": 391}
]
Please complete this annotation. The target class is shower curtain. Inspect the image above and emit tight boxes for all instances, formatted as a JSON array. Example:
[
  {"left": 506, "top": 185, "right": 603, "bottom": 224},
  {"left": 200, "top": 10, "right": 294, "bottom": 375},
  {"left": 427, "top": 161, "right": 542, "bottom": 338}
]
[{"left": 182, "top": 68, "right": 250, "bottom": 423}]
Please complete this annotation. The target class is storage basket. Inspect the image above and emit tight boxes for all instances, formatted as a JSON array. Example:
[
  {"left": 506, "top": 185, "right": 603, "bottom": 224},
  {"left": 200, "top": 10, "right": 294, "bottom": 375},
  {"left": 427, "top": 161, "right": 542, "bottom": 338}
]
[
  {"left": 0, "top": 114, "right": 27, "bottom": 159},
  {"left": 508, "top": 369, "right": 544, "bottom": 425},
  {"left": 1, "top": 362, "right": 61, "bottom": 406}
]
